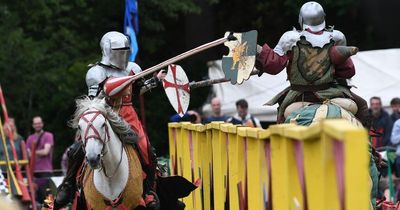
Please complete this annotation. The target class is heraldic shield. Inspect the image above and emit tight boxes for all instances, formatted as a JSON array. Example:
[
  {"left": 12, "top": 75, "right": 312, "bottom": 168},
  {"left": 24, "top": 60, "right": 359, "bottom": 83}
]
[
  {"left": 163, "top": 64, "right": 190, "bottom": 117},
  {"left": 222, "top": 30, "right": 257, "bottom": 84}
]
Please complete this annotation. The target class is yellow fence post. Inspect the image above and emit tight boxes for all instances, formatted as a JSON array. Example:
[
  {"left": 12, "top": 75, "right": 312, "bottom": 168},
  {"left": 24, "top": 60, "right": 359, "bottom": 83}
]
[
  {"left": 270, "top": 124, "right": 304, "bottom": 210},
  {"left": 180, "top": 122, "right": 194, "bottom": 210},
  {"left": 259, "top": 129, "right": 271, "bottom": 209},
  {"left": 190, "top": 124, "right": 205, "bottom": 210},
  {"left": 322, "top": 120, "right": 370, "bottom": 210},
  {"left": 284, "top": 124, "right": 333, "bottom": 210},
  {"left": 225, "top": 124, "right": 244, "bottom": 210},
  {"left": 243, "top": 127, "right": 270, "bottom": 210},
  {"left": 210, "top": 122, "right": 227, "bottom": 210},
  {"left": 168, "top": 123, "right": 180, "bottom": 175},
  {"left": 202, "top": 123, "right": 214, "bottom": 210}
]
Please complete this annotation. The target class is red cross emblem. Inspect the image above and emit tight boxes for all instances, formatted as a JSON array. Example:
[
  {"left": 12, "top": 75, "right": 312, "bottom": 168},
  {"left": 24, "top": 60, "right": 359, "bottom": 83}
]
[{"left": 163, "top": 64, "right": 190, "bottom": 116}]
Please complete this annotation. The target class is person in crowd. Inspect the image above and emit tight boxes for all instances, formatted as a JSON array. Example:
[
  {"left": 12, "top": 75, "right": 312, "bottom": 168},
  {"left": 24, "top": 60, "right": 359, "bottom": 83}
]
[
  {"left": 170, "top": 110, "right": 202, "bottom": 124},
  {"left": 203, "top": 97, "right": 230, "bottom": 124},
  {"left": 390, "top": 97, "right": 400, "bottom": 122},
  {"left": 26, "top": 116, "right": 54, "bottom": 203},
  {"left": 0, "top": 118, "right": 24, "bottom": 173},
  {"left": 391, "top": 116, "right": 400, "bottom": 177},
  {"left": 227, "top": 99, "right": 262, "bottom": 128},
  {"left": 369, "top": 96, "right": 393, "bottom": 148}
]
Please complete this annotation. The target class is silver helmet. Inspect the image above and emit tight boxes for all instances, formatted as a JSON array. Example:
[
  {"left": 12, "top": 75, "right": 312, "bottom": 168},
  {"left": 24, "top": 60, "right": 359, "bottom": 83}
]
[
  {"left": 298, "top": 1, "right": 326, "bottom": 32},
  {"left": 100, "top": 31, "right": 130, "bottom": 70}
]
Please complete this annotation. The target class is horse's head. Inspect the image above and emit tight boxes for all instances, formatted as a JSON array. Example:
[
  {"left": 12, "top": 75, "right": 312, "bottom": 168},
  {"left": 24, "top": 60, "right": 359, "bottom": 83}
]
[{"left": 78, "top": 108, "right": 110, "bottom": 170}]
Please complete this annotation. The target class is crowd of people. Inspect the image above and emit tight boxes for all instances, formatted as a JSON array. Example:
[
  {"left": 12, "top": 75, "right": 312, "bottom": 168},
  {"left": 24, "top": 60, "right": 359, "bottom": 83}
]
[
  {"left": 170, "top": 97, "right": 262, "bottom": 128},
  {"left": 329, "top": 95, "right": 400, "bottom": 201}
]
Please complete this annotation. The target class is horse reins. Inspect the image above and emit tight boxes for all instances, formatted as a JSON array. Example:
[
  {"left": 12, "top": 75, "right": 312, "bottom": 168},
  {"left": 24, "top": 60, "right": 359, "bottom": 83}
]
[{"left": 80, "top": 110, "right": 124, "bottom": 178}]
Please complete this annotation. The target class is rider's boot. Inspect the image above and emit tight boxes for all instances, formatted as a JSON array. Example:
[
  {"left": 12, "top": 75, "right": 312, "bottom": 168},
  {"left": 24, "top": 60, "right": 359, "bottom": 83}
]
[{"left": 54, "top": 141, "right": 85, "bottom": 209}]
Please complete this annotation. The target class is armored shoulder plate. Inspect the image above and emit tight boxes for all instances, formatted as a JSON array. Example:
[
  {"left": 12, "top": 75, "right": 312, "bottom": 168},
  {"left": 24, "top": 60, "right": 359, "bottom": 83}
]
[
  {"left": 273, "top": 30, "right": 301, "bottom": 56},
  {"left": 86, "top": 65, "right": 107, "bottom": 96},
  {"left": 332, "top": 30, "right": 347, "bottom": 46}
]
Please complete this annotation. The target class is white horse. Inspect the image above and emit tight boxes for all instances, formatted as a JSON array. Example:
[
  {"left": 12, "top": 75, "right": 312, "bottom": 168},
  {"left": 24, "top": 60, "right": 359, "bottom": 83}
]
[{"left": 71, "top": 97, "right": 143, "bottom": 210}]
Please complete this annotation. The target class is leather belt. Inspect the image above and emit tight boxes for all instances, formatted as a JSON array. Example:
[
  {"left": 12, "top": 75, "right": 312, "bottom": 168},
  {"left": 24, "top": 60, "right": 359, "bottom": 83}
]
[{"left": 290, "top": 83, "right": 333, "bottom": 92}]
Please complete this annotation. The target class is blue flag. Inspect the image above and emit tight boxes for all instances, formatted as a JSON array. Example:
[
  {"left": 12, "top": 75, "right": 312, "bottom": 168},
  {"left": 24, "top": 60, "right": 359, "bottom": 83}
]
[{"left": 124, "top": 0, "right": 139, "bottom": 61}]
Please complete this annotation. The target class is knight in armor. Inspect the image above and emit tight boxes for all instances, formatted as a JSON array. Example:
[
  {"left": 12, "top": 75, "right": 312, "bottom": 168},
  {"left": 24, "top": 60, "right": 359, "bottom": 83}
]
[
  {"left": 54, "top": 31, "right": 164, "bottom": 210},
  {"left": 256, "top": 1, "right": 368, "bottom": 124}
]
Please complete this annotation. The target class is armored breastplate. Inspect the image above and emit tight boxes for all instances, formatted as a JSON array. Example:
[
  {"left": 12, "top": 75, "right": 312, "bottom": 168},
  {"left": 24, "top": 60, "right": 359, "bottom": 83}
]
[{"left": 290, "top": 36, "right": 335, "bottom": 86}]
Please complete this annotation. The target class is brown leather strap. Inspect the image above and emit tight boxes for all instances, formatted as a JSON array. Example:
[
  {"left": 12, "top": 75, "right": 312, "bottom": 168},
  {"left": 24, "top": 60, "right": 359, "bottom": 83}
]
[
  {"left": 30, "top": 132, "right": 45, "bottom": 173},
  {"left": 290, "top": 83, "right": 333, "bottom": 92}
]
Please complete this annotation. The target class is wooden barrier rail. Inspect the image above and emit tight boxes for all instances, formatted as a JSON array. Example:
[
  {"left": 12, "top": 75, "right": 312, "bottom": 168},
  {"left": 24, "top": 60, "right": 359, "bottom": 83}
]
[
  {"left": 0, "top": 160, "right": 29, "bottom": 166},
  {"left": 168, "top": 119, "right": 370, "bottom": 210}
]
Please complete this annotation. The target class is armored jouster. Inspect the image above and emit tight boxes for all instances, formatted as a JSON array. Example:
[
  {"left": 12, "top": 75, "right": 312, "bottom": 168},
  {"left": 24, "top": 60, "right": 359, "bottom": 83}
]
[{"left": 256, "top": 1, "right": 368, "bottom": 123}]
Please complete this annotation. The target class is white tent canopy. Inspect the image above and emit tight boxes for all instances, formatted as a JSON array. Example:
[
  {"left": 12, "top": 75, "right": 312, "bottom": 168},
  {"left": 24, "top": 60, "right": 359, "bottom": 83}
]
[{"left": 202, "top": 49, "right": 400, "bottom": 121}]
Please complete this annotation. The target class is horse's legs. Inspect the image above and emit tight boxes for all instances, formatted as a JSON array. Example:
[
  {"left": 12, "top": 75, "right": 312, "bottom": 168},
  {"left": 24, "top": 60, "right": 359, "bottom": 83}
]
[{"left": 54, "top": 141, "right": 85, "bottom": 209}]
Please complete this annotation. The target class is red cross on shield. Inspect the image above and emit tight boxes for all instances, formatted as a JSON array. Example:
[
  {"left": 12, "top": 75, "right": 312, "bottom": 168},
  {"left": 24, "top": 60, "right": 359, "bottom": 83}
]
[{"left": 163, "top": 64, "right": 190, "bottom": 117}]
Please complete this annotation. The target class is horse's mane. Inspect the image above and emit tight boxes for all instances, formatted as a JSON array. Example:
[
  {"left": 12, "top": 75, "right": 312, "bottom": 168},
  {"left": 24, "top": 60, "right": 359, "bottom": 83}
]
[{"left": 70, "top": 96, "right": 132, "bottom": 137}]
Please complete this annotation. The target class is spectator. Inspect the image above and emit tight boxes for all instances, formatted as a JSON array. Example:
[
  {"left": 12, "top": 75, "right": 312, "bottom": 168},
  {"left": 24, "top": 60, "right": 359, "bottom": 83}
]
[
  {"left": 391, "top": 119, "right": 400, "bottom": 177},
  {"left": 227, "top": 99, "right": 261, "bottom": 128},
  {"left": 0, "top": 118, "right": 24, "bottom": 168},
  {"left": 369, "top": 97, "right": 393, "bottom": 148},
  {"left": 170, "top": 110, "right": 202, "bottom": 124},
  {"left": 203, "top": 97, "right": 229, "bottom": 124},
  {"left": 391, "top": 97, "right": 400, "bottom": 122},
  {"left": 26, "top": 116, "right": 54, "bottom": 203}
]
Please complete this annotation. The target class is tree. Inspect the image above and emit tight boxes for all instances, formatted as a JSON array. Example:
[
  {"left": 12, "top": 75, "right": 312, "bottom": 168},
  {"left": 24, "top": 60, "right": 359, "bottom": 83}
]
[{"left": 0, "top": 0, "right": 204, "bottom": 166}]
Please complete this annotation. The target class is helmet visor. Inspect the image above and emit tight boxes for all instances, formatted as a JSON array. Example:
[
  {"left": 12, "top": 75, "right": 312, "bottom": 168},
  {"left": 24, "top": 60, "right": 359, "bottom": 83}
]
[{"left": 109, "top": 48, "right": 130, "bottom": 70}]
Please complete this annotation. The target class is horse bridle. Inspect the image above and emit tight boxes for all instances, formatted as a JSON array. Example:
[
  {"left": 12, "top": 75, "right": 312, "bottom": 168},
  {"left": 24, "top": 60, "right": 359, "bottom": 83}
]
[{"left": 80, "top": 110, "right": 123, "bottom": 178}]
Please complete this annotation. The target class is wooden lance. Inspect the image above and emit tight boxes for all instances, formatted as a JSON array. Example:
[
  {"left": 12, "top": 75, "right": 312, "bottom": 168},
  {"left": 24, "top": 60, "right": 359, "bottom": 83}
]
[{"left": 124, "top": 33, "right": 237, "bottom": 84}]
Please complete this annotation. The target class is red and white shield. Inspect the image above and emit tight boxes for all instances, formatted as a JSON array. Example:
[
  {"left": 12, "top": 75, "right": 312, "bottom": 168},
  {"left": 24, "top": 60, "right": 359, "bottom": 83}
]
[{"left": 163, "top": 65, "right": 190, "bottom": 117}]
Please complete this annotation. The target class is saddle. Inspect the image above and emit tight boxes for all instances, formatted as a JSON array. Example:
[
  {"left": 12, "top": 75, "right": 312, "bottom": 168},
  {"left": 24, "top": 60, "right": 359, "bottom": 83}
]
[{"left": 284, "top": 97, "right": 358, "bottom": 118}]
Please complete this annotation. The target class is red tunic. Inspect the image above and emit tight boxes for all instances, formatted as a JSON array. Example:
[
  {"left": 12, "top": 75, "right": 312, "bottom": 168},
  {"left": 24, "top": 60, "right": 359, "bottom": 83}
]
[{"left": 104, "top": 76, "right": 151, "bottom": 165}]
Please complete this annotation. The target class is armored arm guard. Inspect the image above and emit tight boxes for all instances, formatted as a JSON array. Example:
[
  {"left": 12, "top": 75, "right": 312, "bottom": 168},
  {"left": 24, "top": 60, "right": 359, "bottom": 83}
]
[
  {"left": 273, "top": 30, "right": 301, "bottom": 56},
  {"left": 255, "top": 30, "right": 298, "bottom": 75},
  {"left": 86, "top": 65, "right": 107, "bottom": 97},
  {"left": 332, "top": 30, "right": 347, "bottom": 46}
]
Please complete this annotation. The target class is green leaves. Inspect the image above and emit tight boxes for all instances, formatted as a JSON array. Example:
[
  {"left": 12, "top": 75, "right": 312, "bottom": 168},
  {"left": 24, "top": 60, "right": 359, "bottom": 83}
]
[{"left": 0, "top": 0, "right": 204, "bottom": 165}]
